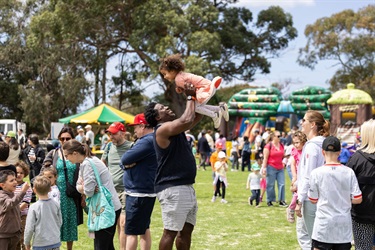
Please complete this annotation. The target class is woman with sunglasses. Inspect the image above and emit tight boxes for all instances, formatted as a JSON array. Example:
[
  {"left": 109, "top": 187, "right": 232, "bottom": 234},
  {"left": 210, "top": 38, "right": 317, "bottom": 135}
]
[
  {"left": 261, "top": 130, "right": 286, "bottom": 207},
  {"left": 42, "top": 127, "right": 83, "bottom": 250}
]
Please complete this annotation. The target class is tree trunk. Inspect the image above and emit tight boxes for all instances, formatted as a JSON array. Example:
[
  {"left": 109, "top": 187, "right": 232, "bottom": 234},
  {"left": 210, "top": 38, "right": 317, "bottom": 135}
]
[{"left": 101, "top": 56, "right": 107, "bottom": 103}]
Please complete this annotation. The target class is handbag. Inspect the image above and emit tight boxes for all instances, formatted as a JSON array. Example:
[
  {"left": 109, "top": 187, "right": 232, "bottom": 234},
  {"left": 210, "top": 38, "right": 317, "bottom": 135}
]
[
  {"left": 86, "top": 159, "right": 116, "bottom": 231},
  {"left": 61, "top": 148, "right": 81, "bottom": 199}
]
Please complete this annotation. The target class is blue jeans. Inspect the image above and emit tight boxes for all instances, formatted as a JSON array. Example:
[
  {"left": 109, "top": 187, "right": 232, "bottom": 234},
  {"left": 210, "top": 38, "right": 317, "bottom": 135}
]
[
  {"left": 286, "top": 164, "right": 293, "bottom": 181},
  {"left": 266, "top": 165, "right": 285, "bottom": 202}
]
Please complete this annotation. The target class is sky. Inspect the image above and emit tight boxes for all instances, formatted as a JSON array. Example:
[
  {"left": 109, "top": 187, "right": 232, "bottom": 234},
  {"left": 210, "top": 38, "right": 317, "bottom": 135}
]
[
  {"left": 229, "top": 0, "right": 373, "bottom": 93},
  {"left": 140, "top": 0, "right": 374, "bottom": 98}
]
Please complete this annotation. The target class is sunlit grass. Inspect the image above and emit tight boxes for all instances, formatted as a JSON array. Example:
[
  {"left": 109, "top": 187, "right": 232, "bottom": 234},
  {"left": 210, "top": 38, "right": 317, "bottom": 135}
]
[{"left": 61, "top": 168, "right": 303, "bottom": 249}]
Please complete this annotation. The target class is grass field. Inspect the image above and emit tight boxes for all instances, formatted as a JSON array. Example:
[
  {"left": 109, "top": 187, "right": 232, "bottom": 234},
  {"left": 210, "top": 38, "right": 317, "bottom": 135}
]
[{"left": 61, "top": 168, "right": 301, "bottom": 250}]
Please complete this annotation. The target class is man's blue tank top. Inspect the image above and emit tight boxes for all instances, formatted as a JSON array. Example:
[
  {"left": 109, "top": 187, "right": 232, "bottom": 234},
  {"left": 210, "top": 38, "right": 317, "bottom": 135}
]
[{"left": 153, "top": 124, "right": 196, "bottom": 193}]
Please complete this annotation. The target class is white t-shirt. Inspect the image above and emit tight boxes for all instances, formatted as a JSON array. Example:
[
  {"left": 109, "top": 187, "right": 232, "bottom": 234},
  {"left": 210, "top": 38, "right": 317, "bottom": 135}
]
[
  {"left": 247, "top": 172, "right": 261, "bottom": 190},
  {"left": 48, "top": 185, "right": 60, "bottom": 205},
  {"left": 308, "top": 164, "right": 362, "bottom": 243},
  {"left": 86, "top": 130, "right": 95, "bottom": 148}
]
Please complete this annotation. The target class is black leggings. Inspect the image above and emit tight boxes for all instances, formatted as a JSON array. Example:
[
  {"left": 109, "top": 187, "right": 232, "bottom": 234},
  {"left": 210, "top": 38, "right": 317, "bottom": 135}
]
[
  {"left": 94, "top": 209, "right": 121, "bottom": 250},
  {"left": 214, "top": 179, "right": 226, "bottom": 199}
]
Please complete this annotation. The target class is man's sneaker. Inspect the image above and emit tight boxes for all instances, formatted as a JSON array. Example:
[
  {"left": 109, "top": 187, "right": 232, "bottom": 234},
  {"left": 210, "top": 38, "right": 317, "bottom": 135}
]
[
  {"left": 212, "top": 76, "right": 222, "bottom": 89},
  {"left": 220, "top": 103, "right": 229, "bottom": 122},
  {"left": 213, "top": 111, "right": 222, "bottom": 129},
  {"left": 211, "top": 196, "right": 216, "bottom": 202},
  {"left": 267, "top": 202, "right": 273, "bottom": 207},
  {"left": 286, "top": 207, "right": 295, "bottom": 223},
  {"left": 221, "top": 199, "right": 228, "bottom": 204},
  {"left": 279, "top": 201, "right": 288, "bottom": 207}
]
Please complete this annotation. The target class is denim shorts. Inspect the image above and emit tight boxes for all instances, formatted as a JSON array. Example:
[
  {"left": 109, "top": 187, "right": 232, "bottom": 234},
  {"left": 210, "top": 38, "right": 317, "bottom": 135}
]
[{"left": 157, "top": 185, "right": 198, "bottom": 231}]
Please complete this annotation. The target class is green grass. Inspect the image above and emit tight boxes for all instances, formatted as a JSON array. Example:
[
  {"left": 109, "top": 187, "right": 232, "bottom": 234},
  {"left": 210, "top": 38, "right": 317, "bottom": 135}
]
[{"left": 61, "top": 169, "right": 301, "bottom": 249}]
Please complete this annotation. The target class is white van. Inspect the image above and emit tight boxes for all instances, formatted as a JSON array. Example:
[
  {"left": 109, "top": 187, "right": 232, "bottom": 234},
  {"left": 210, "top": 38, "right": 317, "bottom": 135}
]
[{"left": 0, "top": 119, "right": 26, "bottom": 139}]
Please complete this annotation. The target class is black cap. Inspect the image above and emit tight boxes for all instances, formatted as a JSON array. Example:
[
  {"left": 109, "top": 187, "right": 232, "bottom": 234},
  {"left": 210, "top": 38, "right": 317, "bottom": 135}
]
[{"left": 322, "top": 136, "right": 341, "bottom": 152}]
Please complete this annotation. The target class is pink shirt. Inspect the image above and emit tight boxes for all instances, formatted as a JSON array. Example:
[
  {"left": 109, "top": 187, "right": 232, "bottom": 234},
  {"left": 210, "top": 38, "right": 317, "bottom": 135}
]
[
  {"left": 175, "top": 72, "right": 214, "bottom": 104},
  {"left": 291, "top": 147, "right": 303, "bottom": 172},
  {"left": 265, "top": 143, "right": 284, "bottom": 170}
]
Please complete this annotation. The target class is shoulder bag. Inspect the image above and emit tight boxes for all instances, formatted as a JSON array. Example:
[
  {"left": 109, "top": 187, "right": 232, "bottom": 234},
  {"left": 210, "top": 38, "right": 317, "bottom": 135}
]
[
  {"left": 86, "top": 159, "right": 116, "bottom": 231},
  {"left": 61, "top": 149, "right": 81, "bottom": 199}
]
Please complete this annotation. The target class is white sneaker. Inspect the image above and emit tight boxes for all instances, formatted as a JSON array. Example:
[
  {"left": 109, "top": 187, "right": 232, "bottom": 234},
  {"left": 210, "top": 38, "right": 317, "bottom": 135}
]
[
  {"left": 212, "top": 111, "right": 222, "bottom": 129},
  {"left": 211, "top": 196, "right": 216, "bottom": 202},
  {"left": 221, "top": 199, "right": 228, "bottom": 204},
  {"left": 220, "top": 103, "right": 229, "bottom": 122}
]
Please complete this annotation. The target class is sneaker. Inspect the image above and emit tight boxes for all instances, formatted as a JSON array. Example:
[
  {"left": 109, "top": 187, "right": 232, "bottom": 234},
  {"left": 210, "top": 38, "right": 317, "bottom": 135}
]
[
  {"left": 212, "top": 76, "right": 222, "bottom": 89},
  {"left": 213, "top": 111, "right": 222, "bottom": 129},
  {"left": 286, "top": 207, "right": 295, "bottom": 223},
  {"left": 279, "top": 201, "right": 288, "bottom": 207},
  {"left": 221, "top": 199, "right": 228, "bottom": 204},
  {"left": 220, "top": 103, "right": 229, "bottom": 122},
  {"left": 211, "top": 196, "right": 216, "bottom": 202},
  {"left": 267, "top": 202, "right": 273, "bottom": 207}
]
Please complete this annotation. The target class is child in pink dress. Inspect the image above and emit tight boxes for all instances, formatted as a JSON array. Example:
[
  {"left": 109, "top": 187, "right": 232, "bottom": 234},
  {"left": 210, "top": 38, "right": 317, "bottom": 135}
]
[
  {"left": 286, "top": 131, "right": 307, "bottom": 223},
  {"left": 159, "top": 54, "right": 229, "bottom": 129}
]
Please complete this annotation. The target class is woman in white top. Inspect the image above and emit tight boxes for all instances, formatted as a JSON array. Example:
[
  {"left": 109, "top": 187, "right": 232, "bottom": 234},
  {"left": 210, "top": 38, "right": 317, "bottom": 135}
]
[
  {"left": 295, "top": 110, "right": 330, "bottom": 249},
  {"left": 63, "top": 139, "right": 121, "bottom": 250}
]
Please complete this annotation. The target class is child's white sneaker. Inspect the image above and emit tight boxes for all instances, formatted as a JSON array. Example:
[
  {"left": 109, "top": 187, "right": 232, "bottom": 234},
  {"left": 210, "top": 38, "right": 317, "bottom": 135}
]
[
  {"left": 213, "top": 111, "right": 222, "bottom": 129},
  {"left": 211, "top": 196, "right": 216, "bottom": 202},
  {"left": 221, "top": 199, "right": 228, "bottom": 204},
  {"left": 220, "top": 103, "right": 229, "bottom": 122},
  {"left": 212, "top": 76, "right": 222, "bottom": 89}
]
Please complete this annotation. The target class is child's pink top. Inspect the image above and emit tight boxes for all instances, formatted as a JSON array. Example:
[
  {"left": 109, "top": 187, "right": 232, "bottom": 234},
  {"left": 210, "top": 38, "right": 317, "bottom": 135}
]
[
  {"left": 291, "top": 147, "right": 303, "bottom": 172},
  {"left": 175, "top": 72, "right": 214, "bottom": 104}
]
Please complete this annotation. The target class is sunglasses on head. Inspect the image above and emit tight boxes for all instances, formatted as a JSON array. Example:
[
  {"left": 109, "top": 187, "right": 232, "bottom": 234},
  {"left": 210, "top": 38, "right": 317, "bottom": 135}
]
[{"left": 60, "top": 137, "right": 71, "bottom": 141}]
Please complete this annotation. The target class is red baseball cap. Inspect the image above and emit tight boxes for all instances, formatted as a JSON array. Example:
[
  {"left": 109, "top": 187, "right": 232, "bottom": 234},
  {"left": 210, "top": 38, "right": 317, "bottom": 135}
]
[
  {"left": 129, "top": 113, "right": 148, "bottom": 126},
  {"left": 106, "top": 122, "right": 126, "bottom": 134}
]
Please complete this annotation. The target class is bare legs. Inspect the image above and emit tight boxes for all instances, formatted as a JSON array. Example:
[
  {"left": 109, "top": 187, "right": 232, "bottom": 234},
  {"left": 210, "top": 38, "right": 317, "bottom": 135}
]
[
  {"left": 159, "top": 223, "right": 194, "bottom": 250},
  {"left": 67, "top": 241, "right": 73, "bottom": 250},
  {"left": 126, "top": 229, "right": 152, "bottom": 250},
  {"left": 118, "top": 213, "right": 126, "bottom": 250}
]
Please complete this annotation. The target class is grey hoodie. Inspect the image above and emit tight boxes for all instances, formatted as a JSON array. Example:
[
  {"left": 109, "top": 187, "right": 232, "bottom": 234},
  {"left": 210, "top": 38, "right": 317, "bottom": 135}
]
[{"left": 297, "top": 136, "right": 325, "bottom": 202}]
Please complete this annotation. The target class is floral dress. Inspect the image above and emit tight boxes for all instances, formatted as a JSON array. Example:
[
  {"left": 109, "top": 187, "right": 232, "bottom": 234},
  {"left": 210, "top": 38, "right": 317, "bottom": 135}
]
[{"left": 56, "top": 157, "right": 78, "bottom": 242}]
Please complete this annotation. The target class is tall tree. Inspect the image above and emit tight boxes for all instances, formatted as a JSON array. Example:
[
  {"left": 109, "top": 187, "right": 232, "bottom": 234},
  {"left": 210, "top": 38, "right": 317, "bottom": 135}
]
[{"left": 298, "top": 5, "right": 375, "bottom": 97}]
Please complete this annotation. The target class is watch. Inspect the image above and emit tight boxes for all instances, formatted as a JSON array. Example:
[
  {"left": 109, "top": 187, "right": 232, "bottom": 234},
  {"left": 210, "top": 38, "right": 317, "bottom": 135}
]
[
  {"left": 296, "top": 199, "right": 302, "bottom": 205},
  {"left": 187, "top": 96, "right": 196, "bottom": 101}
]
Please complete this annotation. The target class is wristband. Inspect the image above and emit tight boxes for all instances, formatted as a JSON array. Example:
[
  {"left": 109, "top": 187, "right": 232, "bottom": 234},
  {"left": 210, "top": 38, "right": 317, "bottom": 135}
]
[{"left": 187, "top": 96, "right": 196, "bottom": 101}]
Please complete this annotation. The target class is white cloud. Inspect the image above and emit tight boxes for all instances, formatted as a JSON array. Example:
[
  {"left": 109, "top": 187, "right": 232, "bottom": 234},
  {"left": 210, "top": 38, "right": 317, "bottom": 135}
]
[{"left": 234, "top": 0, "right": 316, "bottom": 8}]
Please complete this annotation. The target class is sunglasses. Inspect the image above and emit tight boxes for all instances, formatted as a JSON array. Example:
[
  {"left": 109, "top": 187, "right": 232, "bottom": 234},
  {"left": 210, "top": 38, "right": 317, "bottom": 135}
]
[
  {"left": 60, "top": 137, "right": 72, "bottom": 141},
  {"left": 277, "top": 135, "right": 281, "bottom": 138}
]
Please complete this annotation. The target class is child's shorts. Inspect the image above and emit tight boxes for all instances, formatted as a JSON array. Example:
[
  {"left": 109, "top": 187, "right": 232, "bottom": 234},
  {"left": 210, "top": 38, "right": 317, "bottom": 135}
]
[{"left": 260, "top": 178, "right": 266, "bottom": 190}]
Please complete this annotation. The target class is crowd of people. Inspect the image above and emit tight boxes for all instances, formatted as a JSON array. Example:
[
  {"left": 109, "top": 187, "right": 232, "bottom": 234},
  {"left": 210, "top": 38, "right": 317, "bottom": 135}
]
[{"left": 0, "top": 54, "right": 374, "bottom": 250}]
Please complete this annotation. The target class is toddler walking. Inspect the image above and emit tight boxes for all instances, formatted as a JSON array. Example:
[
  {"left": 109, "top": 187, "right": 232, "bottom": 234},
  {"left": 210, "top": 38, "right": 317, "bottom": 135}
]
[
  {"left": 159, "top": 54, "right": 229, "bottom": 128},
  {"left": 15, "top": 161, "right": 33, "bottom": 250},
  {"left": 24, "top": 176, "right": 62, "bottom": 250},
  {"left": 42, "top": 168, "right": 60, "bottom": 204},
  {"left": 246, "top": 162, "right": 262, "bottom": 207},
  {"left": 212, "top": 151, "right": 229, "bottom": 203}
]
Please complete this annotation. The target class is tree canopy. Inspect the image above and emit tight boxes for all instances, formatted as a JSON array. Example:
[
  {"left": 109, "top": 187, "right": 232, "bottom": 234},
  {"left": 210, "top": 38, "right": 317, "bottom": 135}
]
[
  {"left": 0, "top": 0, "right": 297, "bottom": 134},
  {"left": 298, "top": 5, "right": 375, "bottom": 98}
]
